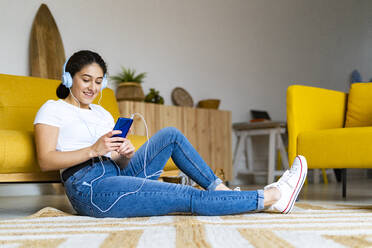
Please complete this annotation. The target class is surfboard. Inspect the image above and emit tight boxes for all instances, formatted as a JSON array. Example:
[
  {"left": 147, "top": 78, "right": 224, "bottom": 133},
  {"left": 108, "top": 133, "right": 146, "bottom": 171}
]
[{"left": 30, "top": 4, "right": 65, "bottom": 80}]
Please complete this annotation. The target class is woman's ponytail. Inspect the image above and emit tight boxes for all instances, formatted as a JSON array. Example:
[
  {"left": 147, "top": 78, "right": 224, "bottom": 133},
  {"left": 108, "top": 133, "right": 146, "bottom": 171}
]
[{"left": 56, "top": 83, "right": 69, "bottom": 99}]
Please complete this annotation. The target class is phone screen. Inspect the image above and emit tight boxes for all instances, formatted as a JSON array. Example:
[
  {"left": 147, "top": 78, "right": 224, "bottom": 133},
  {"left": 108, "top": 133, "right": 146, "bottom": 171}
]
[{"left": 112, "top": 117, "right": 133, "bottom": 138}]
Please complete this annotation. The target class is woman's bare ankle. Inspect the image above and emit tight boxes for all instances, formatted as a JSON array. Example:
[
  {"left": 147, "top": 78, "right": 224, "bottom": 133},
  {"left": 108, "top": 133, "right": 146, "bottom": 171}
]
[{"left": 263, "top": 188, "right": 281, "bottom": 207}]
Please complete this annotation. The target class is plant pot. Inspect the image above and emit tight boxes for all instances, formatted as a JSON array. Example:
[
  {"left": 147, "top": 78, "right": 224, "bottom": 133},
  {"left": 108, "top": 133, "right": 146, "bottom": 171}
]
[{"left": 116, "top": 82, "right": 145, "bottom": 101}]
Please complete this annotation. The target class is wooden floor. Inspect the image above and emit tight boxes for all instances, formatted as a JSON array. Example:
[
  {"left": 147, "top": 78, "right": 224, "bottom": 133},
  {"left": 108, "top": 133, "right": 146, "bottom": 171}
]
[{"left": 1, "top": 179, "right": 372, "bottom": 220}]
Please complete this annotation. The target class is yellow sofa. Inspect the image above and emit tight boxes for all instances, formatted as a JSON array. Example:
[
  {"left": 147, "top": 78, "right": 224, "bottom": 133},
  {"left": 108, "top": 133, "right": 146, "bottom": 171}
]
[
  {"left": 287, "top": 84, "right": 372, "bottom": 197},
  {"left": 0, "top": 74, "right": 177, "bottom": 182}
]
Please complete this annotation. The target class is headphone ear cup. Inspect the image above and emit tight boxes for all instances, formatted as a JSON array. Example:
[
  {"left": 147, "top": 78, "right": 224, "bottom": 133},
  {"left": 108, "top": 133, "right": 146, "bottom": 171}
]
[
  {"left": 62, "top": 71, "right": 73, "bottom": 88},
  {"left": 61, "top": 59, "right": 73, "bottom": 88},
  {"left": 101, "top": 75, "right": 107, "bottom": 89}
]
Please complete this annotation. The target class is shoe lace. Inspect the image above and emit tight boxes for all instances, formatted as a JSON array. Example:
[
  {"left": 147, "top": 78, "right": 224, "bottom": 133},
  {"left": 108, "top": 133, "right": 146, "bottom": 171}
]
[{"left": 277, "top": 166, "right": 298, "bottom": 186}]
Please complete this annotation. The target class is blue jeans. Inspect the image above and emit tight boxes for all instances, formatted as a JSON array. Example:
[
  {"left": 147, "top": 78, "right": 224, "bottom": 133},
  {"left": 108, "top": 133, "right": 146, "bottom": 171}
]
[{"left": 64, "top": 127, "right": 264, "bottom": 218}]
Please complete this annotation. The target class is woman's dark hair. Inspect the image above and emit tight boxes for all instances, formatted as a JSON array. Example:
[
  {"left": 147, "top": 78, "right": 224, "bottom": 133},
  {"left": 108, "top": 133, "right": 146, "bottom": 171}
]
[{"left": 56, "top": 50, "right": 107, "bottom": 99}]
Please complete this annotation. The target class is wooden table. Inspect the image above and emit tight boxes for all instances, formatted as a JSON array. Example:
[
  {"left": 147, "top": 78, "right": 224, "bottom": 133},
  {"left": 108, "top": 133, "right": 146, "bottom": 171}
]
[{"left": 118, "top": 101, "right": 233, "bottom": 181}]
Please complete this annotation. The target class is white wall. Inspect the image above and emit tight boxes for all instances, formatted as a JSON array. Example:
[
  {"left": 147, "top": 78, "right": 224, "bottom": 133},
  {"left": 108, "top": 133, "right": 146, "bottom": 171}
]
[
  {"left": 1, "top": 0, "right": 371, "bottom": 122},
  {"left": 0, "top": 0, "right": 371, "bottom": 187}
]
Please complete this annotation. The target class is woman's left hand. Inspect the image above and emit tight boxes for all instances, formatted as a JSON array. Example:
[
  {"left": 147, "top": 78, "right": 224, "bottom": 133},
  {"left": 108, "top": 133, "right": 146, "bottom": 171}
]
[{"left": 116, "top": 138, "right": 135, "bottom": 159}]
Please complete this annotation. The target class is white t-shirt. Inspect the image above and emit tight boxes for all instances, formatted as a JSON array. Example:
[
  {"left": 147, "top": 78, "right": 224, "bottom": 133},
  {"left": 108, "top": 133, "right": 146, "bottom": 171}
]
[{"left": 33, "top": 99, "right": 115, "bottom": 173}]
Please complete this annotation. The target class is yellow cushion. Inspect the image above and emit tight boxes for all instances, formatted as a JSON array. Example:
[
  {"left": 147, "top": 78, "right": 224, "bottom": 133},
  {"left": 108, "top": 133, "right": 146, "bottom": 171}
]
[
  {"left": 0, "top": 74, "right": 120, "bottom": 131},
  {"left": 0, "top": 130, "right": 40, "bottom": 173},
  {"left": 127, "top": 134, "right": 177, "bottom": 171},
  {"left": 345, "top": 83, "right": 372, "bottom": 127},
  {"left": 298, "top": 127, "right": 372, "bottom": 168},
  {"left": 0, "top": 74, "right": 60, "bottom": 131}
]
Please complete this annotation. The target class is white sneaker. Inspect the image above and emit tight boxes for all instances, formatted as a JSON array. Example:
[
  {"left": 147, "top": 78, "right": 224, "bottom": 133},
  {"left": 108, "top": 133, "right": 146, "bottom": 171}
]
[
  {"left": 233, "top": 187, "right": 241, "bottom": 191},
  {"left": 264, "top": 155, "right": 307, "bottom": 214}
]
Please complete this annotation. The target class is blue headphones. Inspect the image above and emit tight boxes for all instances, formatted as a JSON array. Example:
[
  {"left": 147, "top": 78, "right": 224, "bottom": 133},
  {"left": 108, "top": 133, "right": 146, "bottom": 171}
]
[{"left": 61, "top": 59, "right": 108, "bottom": 89}]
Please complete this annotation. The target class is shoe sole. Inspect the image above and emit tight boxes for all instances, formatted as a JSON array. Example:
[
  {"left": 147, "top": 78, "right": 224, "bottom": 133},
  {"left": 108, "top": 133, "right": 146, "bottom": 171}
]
[{"left": 281, "top": 155, "right": 307, "bottom": 214}]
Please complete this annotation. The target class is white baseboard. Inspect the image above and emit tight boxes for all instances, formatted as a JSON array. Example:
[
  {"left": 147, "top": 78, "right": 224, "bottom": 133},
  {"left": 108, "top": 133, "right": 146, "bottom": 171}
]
[{"left": 0, "top": 183, "right": 65, "bottom": 197}]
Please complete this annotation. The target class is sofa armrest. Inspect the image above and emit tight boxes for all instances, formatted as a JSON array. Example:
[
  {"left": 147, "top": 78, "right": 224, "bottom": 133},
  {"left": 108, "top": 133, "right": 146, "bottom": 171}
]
[
  {"left": 0, "top": 129, "right": 40, "bottom": 173},
  {"left": 287, "top": 85, "right": 347, "bottom": 164}
]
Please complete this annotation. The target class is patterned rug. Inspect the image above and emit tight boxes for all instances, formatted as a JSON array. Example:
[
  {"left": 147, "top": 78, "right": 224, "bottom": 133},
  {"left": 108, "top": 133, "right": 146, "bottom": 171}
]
[{"left": 1, "top": 201, "right": 372, "bottom": 248}]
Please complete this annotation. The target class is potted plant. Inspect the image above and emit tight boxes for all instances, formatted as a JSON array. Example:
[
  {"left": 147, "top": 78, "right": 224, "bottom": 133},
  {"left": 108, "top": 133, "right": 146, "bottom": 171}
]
[
  {"left": 145, "top": 88, "right": 164, "bottom": 104},
  {"left": 111, "top": 67, "right": 147, "bottom": 101}
]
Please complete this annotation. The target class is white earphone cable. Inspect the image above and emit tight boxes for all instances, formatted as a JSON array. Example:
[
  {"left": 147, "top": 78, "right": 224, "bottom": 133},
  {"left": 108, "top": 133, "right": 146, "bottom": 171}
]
[
  {"left": 97, "top": 90, "right": 103, "bottom": 105},
  {"left": 69, "top": 89, "right": 162, "bottom": 213}
]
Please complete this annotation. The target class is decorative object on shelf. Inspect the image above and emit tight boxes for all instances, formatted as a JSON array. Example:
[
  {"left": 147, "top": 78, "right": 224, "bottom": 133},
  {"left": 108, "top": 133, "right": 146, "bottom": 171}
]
[
  {"left": 30, "top": 4, "right": 65, "bottom": 80},
  {"left": 350, "top": 70, "right": 362, "bottom": 85},
  {"left": 145, "top": 88, "right": 164, "bottom": 104},
  {"left": 350, "top": 70, "right": 372, "bottom": 86},
  {"left": 111, "top": 67, "right": 147, "bottom": 101},
  {"left": 171, "top": 87, "right": 194, "bottom": 107},
  {"left": 197, "top": 99, "right": 220, "bottom": 109}
]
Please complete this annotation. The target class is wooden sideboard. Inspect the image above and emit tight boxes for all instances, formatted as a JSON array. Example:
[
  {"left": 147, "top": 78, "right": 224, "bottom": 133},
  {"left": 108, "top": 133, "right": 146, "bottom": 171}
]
[{"left": 118, "top": 101, "right": 233, "bottom": 181}]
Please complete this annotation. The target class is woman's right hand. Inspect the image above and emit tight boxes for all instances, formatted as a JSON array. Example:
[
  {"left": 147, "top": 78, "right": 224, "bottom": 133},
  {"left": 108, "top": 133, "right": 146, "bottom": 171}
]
[{"left": 90, "top": 130, "right": 125, "bottom": 157}]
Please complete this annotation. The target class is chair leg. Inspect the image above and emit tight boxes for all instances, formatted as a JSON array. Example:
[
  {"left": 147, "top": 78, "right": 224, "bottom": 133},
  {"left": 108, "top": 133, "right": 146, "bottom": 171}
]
[
  {"left": 321, "top": 169, "right": 328, "bottom": 184},
  {"left": 232, "top": 133, "right": 244, "bottom": 184},
  {"left": 342, "top": 169, "right": 347, "bottom": 198},
  {"left": 267, "top": 130, "right": 276, "bottom": 184}
]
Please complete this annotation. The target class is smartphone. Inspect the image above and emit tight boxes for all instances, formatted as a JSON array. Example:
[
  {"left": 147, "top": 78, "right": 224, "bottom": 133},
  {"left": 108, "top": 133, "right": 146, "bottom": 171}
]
[{"left": 112, "top": 117, "right": 133, "bottom": 138}]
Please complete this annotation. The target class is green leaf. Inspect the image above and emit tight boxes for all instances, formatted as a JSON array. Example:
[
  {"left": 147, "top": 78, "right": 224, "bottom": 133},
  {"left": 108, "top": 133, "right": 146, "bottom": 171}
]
[{"left": 110, "top": 66, "right": 147, "bottom": 84}]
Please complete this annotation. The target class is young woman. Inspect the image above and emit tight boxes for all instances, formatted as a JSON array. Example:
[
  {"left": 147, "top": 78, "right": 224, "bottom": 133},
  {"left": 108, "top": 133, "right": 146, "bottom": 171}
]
[{"left": 34, "top": 50, "right": 307, "bottom": 218}]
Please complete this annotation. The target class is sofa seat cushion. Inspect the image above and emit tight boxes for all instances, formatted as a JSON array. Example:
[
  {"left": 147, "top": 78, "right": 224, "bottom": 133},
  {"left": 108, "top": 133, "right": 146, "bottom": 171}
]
[
  {"left": 128, "top": 135, "right": 177, "bottom": 171},
  {"left": 0, "top": 131, "right": 177, "bottom": 174},
  {"left": 0, "top": 130, "right": 40, "bottom": 173},
  {"left": 298, "top": 127, "right": 372, "bottom": 168}
]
